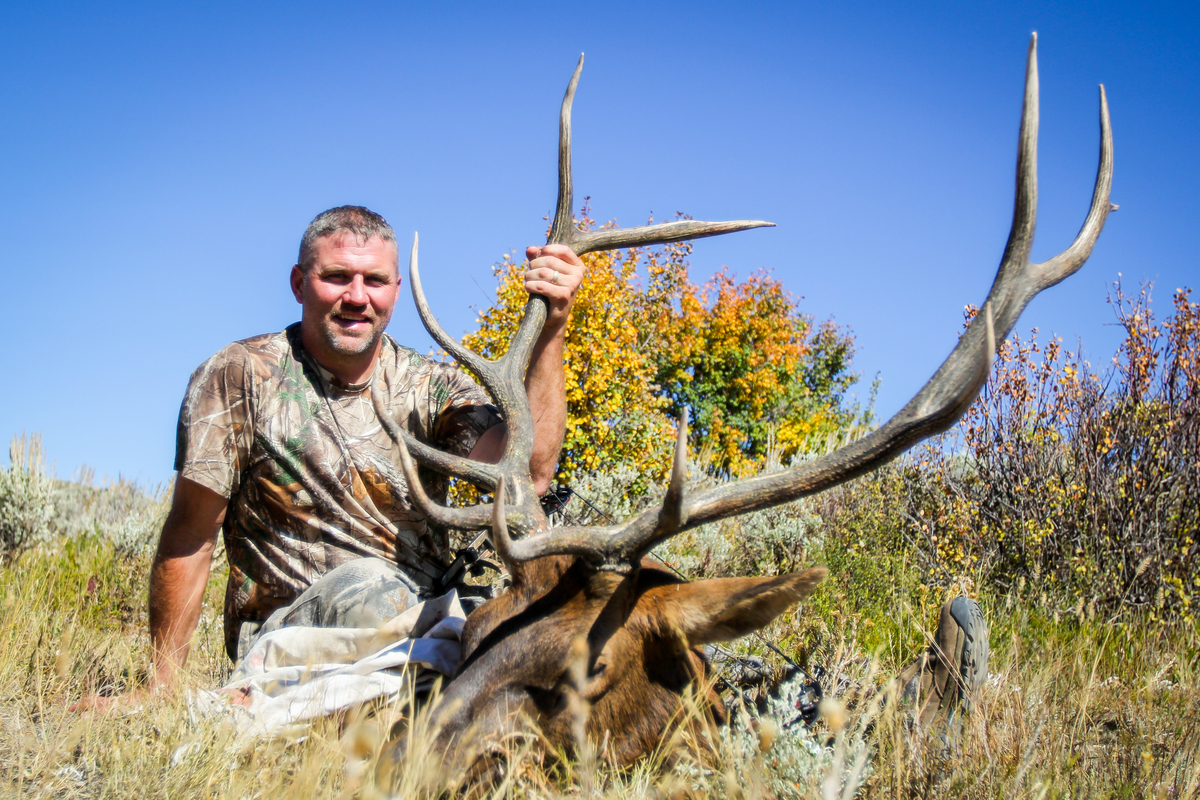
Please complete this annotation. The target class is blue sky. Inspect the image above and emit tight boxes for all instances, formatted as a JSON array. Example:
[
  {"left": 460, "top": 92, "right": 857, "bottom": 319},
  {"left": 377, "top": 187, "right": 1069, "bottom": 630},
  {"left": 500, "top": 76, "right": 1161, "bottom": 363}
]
[{"left": 1, "top": 1, "right": 1197, "bottom": 486}]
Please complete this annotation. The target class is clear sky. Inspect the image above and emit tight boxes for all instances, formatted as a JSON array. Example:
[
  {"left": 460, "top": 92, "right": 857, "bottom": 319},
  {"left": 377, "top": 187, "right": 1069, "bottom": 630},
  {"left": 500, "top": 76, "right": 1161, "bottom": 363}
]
[{"left": 1, "top": 0, "right": 1197, "bottom": 486}]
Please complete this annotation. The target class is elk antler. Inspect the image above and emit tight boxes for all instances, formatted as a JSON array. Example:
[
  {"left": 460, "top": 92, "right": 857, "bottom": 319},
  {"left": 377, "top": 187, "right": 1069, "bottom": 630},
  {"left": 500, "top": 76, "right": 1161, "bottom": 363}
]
[
  {"left": 381, "top": 54, "right": 775, "bottom": 543},
  {"left": 488, "top": 33, "right": 1116, "bottom": 570},
  {"left": 549, "top": 55, "right": 775, "bottom": 254}
]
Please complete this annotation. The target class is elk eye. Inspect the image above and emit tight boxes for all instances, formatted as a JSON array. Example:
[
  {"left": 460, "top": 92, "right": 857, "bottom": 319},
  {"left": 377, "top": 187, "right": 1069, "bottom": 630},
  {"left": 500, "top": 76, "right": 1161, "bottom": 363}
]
[{"left": 526, "top": 685, "right": 566, "bottom": 714}]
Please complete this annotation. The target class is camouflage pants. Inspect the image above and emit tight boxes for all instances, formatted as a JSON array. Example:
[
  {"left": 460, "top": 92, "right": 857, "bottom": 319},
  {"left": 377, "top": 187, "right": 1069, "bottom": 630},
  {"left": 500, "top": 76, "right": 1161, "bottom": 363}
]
[{"left": 236, "top": 557, "right": 421, "bottom": 661}]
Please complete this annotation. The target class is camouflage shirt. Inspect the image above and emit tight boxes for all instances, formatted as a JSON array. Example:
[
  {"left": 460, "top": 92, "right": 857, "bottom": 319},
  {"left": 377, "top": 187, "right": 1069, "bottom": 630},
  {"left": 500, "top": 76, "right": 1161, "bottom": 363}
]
[{"left": 174, "top": 324, "right": 501, "bottom": 658}]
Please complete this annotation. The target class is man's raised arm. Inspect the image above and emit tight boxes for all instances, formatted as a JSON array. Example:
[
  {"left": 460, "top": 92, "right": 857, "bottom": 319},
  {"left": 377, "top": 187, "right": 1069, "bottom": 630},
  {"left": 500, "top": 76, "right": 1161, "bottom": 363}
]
[{"left": 469, "top": 244, "right": 585, "bottom": 495}]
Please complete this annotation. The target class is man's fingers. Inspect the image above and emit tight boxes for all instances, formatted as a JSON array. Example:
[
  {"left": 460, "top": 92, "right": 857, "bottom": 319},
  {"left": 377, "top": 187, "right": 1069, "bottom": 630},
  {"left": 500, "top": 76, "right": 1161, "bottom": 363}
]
[
  {"left": 219, "top": 686, "right": 255, "bottom": 706},
  {"left": 524, "top": 278, "right": 571, "bottom": 300},
  {"left": 69, "top": 690, "right": 150, "bottom": 715},
  {"left": 523, "top": 245, "right": 585, "bottom": 323},
  {"left": 70, "top": 694, "right": 116, "bottom": 713},
  {"left": 526, "top": 258, "right": 582, "bottom": 289},
  {"left": 538, "top": 243, "right": 584, "bottom": 267}
]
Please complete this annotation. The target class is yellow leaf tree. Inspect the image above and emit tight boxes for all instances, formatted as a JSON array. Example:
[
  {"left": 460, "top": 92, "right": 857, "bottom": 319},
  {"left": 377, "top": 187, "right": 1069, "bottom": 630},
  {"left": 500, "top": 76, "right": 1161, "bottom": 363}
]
[
  {"left": 648, "top": 266, "right": 858, "bottom": 476},
  {"left": 463, "top": 213, "right": 858, "bottom": 483}
]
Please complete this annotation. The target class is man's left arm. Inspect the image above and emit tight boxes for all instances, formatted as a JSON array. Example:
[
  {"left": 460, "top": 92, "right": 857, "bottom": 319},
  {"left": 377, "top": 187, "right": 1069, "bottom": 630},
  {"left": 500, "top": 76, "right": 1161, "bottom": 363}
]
[{"left": 469, "top": 244, "right": 584, "bottom": 495}]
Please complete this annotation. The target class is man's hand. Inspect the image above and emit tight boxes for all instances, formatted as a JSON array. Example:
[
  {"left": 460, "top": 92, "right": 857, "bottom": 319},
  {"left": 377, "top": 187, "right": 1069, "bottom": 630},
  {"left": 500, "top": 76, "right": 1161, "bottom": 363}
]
[
  {"left": 69, "top": 690, "right": 151, "bottom": 715},
  {"left": 525, "top": 244, "right": 584, "bottom": 331}
]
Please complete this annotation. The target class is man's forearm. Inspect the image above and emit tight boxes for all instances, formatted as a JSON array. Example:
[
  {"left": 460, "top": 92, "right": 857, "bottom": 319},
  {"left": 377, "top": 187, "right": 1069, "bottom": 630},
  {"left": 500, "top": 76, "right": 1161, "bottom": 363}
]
[
  {"left": 146, "top": 477, "right": 225, "bottom": 691},
  {"left": 524, "top": 322, "right": 568, "bottom": 495},
  {"left": 503, "top": 243, "right": 584, "bottom": 494},
  {"left": 148, "top": 537, "right": 215, "bottom": 689}
]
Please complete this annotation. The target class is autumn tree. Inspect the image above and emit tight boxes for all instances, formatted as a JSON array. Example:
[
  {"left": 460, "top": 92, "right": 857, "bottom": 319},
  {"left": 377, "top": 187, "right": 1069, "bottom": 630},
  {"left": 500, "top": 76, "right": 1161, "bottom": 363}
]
[
  {"left": 463, "top": 213, "right": 858, "bottom": 482},
  {"left": 647, "top": 267, "right": 858, "bottom": 476}
]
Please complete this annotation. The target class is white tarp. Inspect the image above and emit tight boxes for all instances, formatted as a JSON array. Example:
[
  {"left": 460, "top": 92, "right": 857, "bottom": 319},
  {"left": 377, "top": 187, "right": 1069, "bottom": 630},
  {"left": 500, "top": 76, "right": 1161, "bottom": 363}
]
[{"left": 187, "top": 590, "right": 465, "bottom": 740}]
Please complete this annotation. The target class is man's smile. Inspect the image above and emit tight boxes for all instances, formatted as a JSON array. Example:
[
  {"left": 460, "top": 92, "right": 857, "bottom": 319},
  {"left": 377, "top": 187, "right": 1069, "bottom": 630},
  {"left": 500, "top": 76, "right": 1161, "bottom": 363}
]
[{"left": 332, "top": 312, "right": 372, "bottom": 329}]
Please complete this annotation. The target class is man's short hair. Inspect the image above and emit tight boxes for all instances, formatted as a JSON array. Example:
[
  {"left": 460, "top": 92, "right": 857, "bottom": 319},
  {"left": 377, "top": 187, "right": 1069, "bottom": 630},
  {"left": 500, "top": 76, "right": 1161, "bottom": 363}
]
[{"left": 298, "top": 206, "right": 398, "bottom": 272}]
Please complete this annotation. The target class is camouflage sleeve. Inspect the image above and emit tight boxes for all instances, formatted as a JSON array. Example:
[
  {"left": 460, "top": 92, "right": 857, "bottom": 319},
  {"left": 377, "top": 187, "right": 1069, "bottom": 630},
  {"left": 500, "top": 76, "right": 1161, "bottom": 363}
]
[
  {"left": 174, "top": 344, "right": 256, "bottom": 499},
  {"left": 424, "top": 362, "right": 503, "bottom": 458}
]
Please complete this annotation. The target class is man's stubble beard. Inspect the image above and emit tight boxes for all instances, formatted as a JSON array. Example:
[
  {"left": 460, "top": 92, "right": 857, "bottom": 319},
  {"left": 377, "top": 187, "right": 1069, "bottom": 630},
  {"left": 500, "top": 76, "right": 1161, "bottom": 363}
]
[{"left": 319, "top": 317, "right": 387, "bottom": 358}]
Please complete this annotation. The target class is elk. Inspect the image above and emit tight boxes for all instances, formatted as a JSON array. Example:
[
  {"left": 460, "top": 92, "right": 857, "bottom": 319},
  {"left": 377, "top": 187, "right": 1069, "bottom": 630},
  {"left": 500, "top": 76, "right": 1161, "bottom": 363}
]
[{"left": 374, "top": 34, "right": 1114, "bottom": 790}]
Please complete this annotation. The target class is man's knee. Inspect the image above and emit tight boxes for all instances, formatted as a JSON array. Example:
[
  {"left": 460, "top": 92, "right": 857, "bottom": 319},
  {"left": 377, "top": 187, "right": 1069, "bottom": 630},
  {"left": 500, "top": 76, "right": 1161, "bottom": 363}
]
[
  {"left": 320, "top": 557, "right": 420, "bottom": 629},
  {"left": 324, "top": 556, "right": 410, "bottom": 585},
  {"left": 263, "top": 557, "right": 420, "bottom": 633}
]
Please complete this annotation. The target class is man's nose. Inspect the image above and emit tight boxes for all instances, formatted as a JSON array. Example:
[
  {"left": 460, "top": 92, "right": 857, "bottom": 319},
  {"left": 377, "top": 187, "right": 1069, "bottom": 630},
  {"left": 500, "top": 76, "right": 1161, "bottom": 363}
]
[{"left": 344, "top": 275, "right": 368, "bottom": 305}]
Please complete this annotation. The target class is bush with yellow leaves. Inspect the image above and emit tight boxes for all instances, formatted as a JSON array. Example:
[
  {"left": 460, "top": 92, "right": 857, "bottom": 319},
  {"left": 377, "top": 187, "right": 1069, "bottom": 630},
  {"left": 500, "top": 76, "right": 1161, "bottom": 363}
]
[
  {"left": 464, "top": 211, "right": 859, "bottom": 483},
  {"left": 894, "top": 281, "right": 1198, "bottom": 621}
]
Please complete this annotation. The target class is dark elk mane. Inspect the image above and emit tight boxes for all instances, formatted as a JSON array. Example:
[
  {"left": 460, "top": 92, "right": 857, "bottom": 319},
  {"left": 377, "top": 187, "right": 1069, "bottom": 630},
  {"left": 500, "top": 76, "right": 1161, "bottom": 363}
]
[{"left": 373, "top": 34, "right": 1115, "bottom": 793}]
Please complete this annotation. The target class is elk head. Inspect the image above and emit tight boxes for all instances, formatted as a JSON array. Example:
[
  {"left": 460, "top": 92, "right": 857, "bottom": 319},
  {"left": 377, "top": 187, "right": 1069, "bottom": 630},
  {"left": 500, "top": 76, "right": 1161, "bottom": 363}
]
[{"left": 375, "top": 35, "right": 1114, "bottom": 791}]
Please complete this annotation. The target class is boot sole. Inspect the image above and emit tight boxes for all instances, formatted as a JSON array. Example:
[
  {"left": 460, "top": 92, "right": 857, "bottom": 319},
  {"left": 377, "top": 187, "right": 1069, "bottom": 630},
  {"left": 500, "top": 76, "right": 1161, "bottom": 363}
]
[{"left": 947, "top": 596, "right": 988, "bottom": 712}]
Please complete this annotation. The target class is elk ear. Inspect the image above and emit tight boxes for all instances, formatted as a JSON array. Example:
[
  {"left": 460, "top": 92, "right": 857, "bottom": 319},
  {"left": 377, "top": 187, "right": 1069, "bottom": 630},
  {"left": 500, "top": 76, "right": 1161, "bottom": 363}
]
[{"left": 648, "top": 568, "right": 828, "bottom": 646}]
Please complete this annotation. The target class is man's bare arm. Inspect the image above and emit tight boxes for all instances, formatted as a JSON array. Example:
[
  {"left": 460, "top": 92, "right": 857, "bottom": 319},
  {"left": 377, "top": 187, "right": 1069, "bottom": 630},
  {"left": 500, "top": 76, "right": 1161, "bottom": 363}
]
[
  {"left": 469, "top": 244, "right": 584, "bottom": 495},
  {"left": 147, "top": 476, "right": 226, "bottom": 691}
]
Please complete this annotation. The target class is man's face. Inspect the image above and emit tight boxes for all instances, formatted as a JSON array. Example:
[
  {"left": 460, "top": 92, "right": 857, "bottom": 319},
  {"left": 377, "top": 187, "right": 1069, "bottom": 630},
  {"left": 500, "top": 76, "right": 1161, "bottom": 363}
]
[{"left": 290, "top": 233, "right": 401, "bottom": 371}]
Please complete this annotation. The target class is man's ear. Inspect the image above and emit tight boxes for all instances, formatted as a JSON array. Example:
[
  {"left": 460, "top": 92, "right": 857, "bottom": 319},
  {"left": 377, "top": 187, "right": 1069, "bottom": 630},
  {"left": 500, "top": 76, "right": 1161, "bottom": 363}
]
[
  {"left": 645, "top": 568, "right": 828, "bottom": 646},
  {"left": 290, "top": 265, "right": 305, "bottom": 303}
]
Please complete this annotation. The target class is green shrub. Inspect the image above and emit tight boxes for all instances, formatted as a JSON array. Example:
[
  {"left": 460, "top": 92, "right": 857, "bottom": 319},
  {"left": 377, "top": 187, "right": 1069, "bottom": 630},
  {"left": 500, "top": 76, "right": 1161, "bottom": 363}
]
[
  {"left": 0, "top": 432, "right": 56, "bottom": 557},
  {"left": 52, "top": 473, "right": 171, "bottom": 555},
  {"left": 1, "top": 433, "right": 170, "bottom": 562}
]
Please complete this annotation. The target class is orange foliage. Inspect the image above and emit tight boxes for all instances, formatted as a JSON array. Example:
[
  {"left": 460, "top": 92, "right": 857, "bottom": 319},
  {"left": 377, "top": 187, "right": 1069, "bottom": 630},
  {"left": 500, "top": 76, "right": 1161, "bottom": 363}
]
[
  {"left": 649, "top": 267, "right": 856, "bottom": 476},
  {"left": 464, "top": 212, "right": 858, "bottom": 482}
]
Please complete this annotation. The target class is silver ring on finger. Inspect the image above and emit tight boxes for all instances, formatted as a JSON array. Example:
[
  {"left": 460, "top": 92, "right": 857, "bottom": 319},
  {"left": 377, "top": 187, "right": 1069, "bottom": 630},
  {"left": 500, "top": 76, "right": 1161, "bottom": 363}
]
[{"left": 549, "top": 269, "right": 560, "bottom": 285}]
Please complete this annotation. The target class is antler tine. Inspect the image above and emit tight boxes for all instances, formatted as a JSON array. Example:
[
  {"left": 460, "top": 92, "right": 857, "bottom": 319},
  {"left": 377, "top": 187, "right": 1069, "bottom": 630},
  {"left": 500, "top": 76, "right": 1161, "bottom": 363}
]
[
  {"left": 1036, "top": 82, "right": 1114, "bottom": 285},
  {"left": 546, "top": 53, "right": 775, "bottom": 256},
  {"left": 492, "top": 34, "right": 1115, "bottom": 568},
  {"left": 992, "top": 33, "right": 1041, "bottom": 289},
  {"left": 658, "top": 409, "right": 690, "bottom": 532},
  {"left": 390, "top": 412, "right": 493, "bottom": 531},
  {"left": 408, "top": 233, "right": 493, "bottom": 379},
  {"left": 490, "top": 476, "right": 518, "bottom": 574},
  {"left": 373, "top": 388, "right": 501, "bottom": 490},
  {"left": 562, "top": 219, "right": 778, "bottom": 256},
  {"left": 549, "top": 54, "right": 585, "bottom": 246},
  {"left": 481, "top": 522, "right": 628, "bottom": 569}
]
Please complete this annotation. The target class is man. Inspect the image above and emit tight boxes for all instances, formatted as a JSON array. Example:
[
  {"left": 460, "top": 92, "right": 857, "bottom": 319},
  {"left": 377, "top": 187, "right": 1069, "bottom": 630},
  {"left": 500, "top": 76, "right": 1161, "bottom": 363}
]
[{"left": 150, "top": 205, "right": 584, "bottom": 692}]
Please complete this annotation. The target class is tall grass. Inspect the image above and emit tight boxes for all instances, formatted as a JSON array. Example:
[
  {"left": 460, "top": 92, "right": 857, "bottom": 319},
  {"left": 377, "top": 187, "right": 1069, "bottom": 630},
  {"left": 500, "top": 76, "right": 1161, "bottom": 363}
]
[
  {"left": 1, "top": 283, "right": 1197, "bottom": 797},
  {"left": 3, "top": 531, "right": 1195, "bottom": 798}
]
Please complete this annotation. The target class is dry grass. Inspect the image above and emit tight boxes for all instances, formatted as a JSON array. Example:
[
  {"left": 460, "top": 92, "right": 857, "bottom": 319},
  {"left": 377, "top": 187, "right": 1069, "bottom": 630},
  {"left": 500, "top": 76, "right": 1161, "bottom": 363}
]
[{"left": 1, "top": 526, "right": 1196, "bottom": 799}]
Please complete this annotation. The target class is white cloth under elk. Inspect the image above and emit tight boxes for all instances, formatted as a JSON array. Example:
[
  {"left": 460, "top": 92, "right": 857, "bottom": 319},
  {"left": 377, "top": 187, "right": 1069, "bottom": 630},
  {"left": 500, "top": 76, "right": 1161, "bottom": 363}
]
[{"left": 186, "top": 590, "right": 465, "bottom": 740}]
